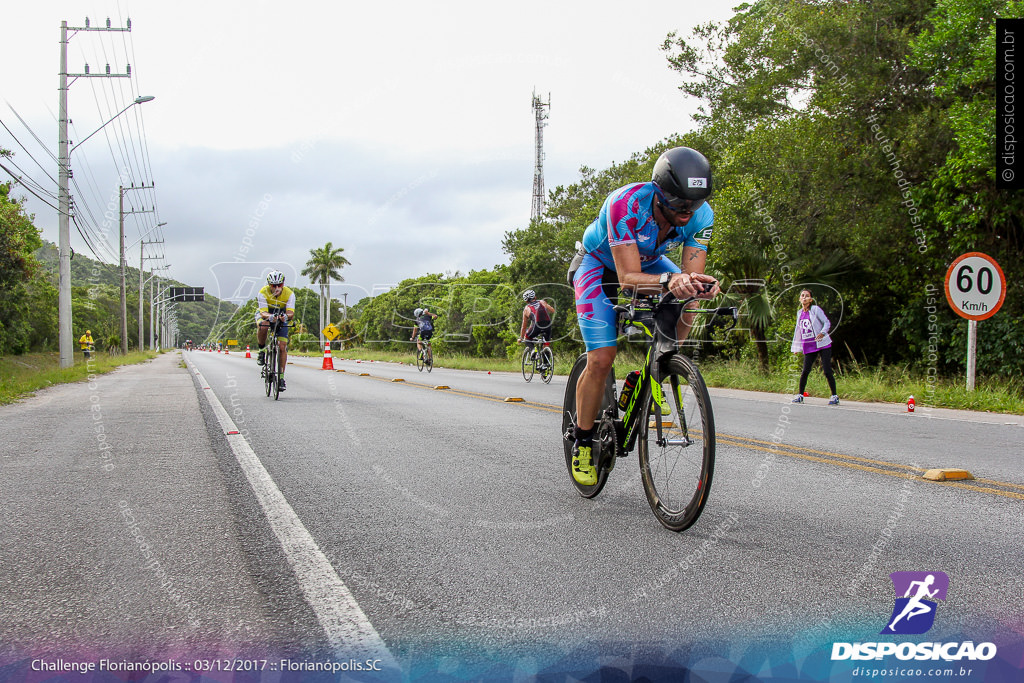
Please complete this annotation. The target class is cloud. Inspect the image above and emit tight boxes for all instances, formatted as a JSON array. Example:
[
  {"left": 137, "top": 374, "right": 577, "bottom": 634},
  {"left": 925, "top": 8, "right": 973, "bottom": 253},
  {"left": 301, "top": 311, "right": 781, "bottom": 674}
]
[{"left": 151, "top": 141, "right": 529, "bottom": 300}]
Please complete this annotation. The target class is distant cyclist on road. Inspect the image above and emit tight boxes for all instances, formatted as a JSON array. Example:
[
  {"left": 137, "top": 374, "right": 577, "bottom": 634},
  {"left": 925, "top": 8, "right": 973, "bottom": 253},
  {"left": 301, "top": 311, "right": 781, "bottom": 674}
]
[
  {"left": 568, "top": 146, "right": 721, "bottom": 486},
  {"left": 255, "top": 270, "right": 295, "bottom": 391},
  {"left": 519, "top": 290, "right": 555, "bottom": 358},
  {"left": 411, "top": 307, "right": 438, "bottom": 355}
]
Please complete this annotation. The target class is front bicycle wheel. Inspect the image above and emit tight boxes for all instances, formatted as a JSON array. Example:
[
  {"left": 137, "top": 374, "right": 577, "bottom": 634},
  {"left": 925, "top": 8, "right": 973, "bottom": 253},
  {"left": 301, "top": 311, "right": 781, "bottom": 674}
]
[
  {"left": 426, "top": 347, "right": 433, "bottom": 372},
  {"left": 521, "top": 347, "right": 535, "bottom": 382},
  {"left": 634, "top": 352, "right": 716, "bottom": 532},
  {"left": 264, "top": 355, "right": 274, "bottom": 396},
  {"left": 638, "top": 354, "right": 715, "bottom": 532},
  {"left": 540, "top": 347, "right": 554, "bottom": 384},
  {"left": 416, "top": 349, "right": 425, "bottom": 372},
  {"left": 561, "top": 352, "right": 616, "bottom": 498}
]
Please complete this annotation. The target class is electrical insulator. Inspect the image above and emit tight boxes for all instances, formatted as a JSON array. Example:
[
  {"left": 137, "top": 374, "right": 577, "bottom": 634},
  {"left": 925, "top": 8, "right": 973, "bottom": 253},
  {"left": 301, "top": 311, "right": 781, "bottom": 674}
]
[
  {"left": 106, "top": 17, "right": 111, "bottom": 28},
  {"left": 84, "top": 63, "right": 90, "bottom": 74},
  {"left": 126, "top": 64, "right": 131, "bottom": 75},
  {"left": 85, "top": 17, "right": 90, "bottom": 28},
  {"left": 105, "top": 63, "right": 111, "bottom": 74},
  {"left": 126, "top": 18, "right": 131, "bottom": 29}
]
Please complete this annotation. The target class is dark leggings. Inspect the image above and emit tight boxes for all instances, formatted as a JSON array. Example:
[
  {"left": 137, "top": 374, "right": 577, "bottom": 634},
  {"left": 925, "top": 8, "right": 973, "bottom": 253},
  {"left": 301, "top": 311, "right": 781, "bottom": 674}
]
[{"left": 799, "top": 346, "right": 837, "bottom": 395}]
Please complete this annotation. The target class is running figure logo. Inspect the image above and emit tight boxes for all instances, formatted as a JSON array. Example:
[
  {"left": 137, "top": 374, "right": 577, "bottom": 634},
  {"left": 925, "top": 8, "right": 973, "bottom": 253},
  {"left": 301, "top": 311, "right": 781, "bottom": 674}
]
[{"left": 881, "top": 571, "right": 949, "bottom": 635}]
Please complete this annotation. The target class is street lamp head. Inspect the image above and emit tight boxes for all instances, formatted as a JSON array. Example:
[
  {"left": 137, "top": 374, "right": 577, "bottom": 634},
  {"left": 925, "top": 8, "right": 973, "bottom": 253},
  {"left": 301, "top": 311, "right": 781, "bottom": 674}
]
[{"left": 134, "top": 95, "right": 155, "bottom": 104}]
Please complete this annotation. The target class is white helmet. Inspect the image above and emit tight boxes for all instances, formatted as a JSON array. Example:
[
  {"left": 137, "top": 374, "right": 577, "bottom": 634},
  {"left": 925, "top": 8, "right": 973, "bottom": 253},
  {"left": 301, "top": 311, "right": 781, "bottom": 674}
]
[
  {"left": 267, "top": 270, "right": 285, "bottom": 285},
  {"left": 414, "top": 308, "right": 424, "bottom": 317},
  {"left": 522, "top": 289, "right": 536, "bottom": 302}
]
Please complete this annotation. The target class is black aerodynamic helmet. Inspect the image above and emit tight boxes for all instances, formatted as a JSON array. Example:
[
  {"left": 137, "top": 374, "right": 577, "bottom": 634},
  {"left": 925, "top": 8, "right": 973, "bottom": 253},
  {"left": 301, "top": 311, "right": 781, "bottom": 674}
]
[{"left": 651, "top": 146, "right": 712, "bottom": 212}]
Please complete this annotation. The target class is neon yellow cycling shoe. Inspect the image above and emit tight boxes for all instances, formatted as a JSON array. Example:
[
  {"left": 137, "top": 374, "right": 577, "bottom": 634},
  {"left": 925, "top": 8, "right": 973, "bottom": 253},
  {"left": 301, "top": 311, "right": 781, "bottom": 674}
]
[{"left": 572, "top": 444, "right": 597, "bottom": 486}]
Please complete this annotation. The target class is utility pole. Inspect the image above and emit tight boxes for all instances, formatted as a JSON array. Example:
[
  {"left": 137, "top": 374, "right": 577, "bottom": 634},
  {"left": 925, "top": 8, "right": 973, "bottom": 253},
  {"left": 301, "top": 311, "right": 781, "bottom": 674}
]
[
  {"left": 140, "top": 238, "right": 164, "bottom": 350},
  {"left": 57, "top": 16, "right": 132, "bottom": 368},
  {"left": 119, "top": 184, "right": 154, "bottom": 355},
  {"left": 531, "top": 89, "right": 550, "bottom": 222}
]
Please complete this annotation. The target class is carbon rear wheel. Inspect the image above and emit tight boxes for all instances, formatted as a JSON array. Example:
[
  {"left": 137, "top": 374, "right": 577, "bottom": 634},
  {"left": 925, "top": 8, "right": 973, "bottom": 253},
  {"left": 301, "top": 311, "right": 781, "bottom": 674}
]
[{"left": 540, "top": 347, "right": 554, "bottom": 384}]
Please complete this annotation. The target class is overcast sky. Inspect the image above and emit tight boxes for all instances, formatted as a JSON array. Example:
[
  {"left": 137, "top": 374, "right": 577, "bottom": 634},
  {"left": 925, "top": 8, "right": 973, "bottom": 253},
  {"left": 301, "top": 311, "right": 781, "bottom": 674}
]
[{"left": 3, "top": 1, "right": 737, "bottom": 306}]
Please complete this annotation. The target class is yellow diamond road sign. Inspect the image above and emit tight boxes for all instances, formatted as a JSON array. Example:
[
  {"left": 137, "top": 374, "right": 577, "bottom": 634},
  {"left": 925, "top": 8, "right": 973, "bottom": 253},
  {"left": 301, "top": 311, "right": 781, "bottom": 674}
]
[{"left": 322, "top": 323, "right": 341, "bottom": 341}]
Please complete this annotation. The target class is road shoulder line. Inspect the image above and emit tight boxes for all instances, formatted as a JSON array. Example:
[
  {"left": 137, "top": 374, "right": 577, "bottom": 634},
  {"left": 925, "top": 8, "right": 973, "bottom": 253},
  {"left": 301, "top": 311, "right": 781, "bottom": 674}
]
[{"left": 188, "top": 360, "right": 397, "bottom": 668}]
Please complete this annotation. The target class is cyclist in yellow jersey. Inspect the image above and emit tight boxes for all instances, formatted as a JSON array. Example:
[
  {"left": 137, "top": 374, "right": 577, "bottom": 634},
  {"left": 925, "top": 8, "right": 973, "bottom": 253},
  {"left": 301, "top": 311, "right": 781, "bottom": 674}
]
[{"left": 255, "top": 270, "right": 295, "bottom": 390}]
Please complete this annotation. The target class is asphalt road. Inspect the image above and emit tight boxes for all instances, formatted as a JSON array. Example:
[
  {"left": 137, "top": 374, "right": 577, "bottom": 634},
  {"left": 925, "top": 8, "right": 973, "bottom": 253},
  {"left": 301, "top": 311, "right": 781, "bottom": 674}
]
[{"left": 2, "top": 350, "right": 1021, "bottom": 681}]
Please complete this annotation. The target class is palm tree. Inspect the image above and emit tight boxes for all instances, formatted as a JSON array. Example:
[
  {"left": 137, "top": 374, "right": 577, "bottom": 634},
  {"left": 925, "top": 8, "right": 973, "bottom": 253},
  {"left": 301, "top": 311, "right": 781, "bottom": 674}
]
[
  {"left": 301, "top": 242, "right": 351, "bottom": 346},
  {"left": 709, "top": 247, "right": 859, "bottom": 373}
]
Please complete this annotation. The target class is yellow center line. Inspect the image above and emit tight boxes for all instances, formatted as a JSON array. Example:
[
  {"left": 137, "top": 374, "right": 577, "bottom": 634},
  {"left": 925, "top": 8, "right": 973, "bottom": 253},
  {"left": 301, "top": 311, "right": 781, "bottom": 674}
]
[
  {"left": 347, "top": 369, "right": 1024, "bottom": 500},
  {"left": 718, "top": 433, "right": 924, "bottom": 473}
]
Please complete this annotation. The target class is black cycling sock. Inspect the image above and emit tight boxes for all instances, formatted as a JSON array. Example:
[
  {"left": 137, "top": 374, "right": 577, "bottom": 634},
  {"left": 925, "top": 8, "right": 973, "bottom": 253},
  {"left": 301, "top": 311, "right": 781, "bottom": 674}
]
[
  {"left": 258, "top": 344, "right": 265, "bottom": 350},
  {"left": 574, "top": 426, "right": 594, "bottom": 446}
]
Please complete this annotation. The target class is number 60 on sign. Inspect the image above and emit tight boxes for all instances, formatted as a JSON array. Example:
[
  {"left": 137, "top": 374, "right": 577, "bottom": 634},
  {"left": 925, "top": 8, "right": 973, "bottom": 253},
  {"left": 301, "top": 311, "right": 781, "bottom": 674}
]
[{"left": 944, "top": 252, "right": 1006, "bottom": 321}]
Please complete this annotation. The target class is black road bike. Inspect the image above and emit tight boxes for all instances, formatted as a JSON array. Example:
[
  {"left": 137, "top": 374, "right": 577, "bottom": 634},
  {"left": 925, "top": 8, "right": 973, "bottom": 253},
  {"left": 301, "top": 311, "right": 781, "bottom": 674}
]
[
  {"left": 521, "top": 340, "right": 554, "bottom": 384},
  {"left": 416, "top": 338, "right": 433, "bottom": 373},
  {"left": 561, "top": 290, "right": 737, "bottom": 531},
  {"left": 260, "top": 314, "right": 287, "bottom": 400}
]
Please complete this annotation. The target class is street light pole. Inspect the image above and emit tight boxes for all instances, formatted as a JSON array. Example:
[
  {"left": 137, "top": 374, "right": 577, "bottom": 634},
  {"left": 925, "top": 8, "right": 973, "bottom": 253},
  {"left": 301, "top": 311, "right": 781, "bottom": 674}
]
[
  {"left": 139, "top": 229, "right": 165, "bottom": 351},
  {"left": 146, "top": 265, "right": 169, "bottom": 351},
  {"left": 57, "top": 22, "right": 72, "bottom": 368},
  {"left": 118, "top": 185, "right": 154, "bottom": 355},
  {"left": 56, "top": 18, "right": 136, "bottom": 368}
]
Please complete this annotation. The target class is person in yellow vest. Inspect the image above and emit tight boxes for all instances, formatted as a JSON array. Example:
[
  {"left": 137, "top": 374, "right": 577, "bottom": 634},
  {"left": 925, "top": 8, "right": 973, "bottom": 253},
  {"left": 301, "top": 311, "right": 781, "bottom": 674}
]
[{"left": 79, "top": 330, "right": 95, "bottom": 359}]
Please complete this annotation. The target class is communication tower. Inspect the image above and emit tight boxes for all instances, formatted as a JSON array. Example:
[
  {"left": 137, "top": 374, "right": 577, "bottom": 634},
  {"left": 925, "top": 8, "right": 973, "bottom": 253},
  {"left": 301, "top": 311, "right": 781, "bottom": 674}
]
[{"left": 531, "top": 90, "right": 551, "bottom": 221}]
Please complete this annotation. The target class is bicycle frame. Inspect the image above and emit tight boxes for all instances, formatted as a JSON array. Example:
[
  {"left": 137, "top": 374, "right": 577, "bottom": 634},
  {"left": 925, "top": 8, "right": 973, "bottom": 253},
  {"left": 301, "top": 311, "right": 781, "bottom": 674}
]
[
  {"left": 261, "top": 317, "right": 286, "bottom": 371},
  {"left": 605, "top": 294, "right": 737, "bottom": 461}
]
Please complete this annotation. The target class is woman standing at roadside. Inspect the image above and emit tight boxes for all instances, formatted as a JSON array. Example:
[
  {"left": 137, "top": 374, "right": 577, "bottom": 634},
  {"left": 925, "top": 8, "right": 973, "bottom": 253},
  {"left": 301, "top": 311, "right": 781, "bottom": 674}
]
[{"left": 791, "top": 289, "right": 839, "bottom": 405}]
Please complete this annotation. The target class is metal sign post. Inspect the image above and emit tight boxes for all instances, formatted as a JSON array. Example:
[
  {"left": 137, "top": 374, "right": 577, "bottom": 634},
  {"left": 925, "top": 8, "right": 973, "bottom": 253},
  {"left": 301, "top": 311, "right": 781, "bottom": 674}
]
[{"left": 943, "top": 252, "right": 1006, "bottom": 391}]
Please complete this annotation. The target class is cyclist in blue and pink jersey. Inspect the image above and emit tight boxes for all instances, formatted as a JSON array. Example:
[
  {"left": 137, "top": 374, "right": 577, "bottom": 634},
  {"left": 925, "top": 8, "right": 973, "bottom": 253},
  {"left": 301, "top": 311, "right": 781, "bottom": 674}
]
[{"left": 569, "top": 146, "right": 721, "bottom": 486}]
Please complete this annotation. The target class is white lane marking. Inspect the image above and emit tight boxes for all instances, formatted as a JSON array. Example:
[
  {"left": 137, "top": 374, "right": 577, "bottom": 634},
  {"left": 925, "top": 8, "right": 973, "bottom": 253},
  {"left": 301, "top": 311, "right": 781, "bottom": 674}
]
[{"left": 190, "top": 362, "right": 397, "bottom": 668}]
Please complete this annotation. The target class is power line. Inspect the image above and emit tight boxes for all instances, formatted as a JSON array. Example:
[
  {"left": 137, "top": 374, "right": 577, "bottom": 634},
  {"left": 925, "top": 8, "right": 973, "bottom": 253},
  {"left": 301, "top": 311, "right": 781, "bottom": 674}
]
[{"left": 0, "top": 161, "right": 59, "bottom": 211}]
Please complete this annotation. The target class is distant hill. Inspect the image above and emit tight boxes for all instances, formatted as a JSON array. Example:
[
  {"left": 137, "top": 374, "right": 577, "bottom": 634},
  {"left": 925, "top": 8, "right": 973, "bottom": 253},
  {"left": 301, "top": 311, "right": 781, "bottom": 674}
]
[{"left": 35, "top": 241, "right": 236, "bottom": 345}]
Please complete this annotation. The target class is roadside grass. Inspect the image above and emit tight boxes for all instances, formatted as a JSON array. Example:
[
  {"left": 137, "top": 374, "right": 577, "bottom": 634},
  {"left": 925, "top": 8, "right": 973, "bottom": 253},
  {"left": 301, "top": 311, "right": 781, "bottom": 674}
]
[
  {"left": 694, "top": 359, "right": 1024, "bottom": 415},
  {"left": 298, "top": 346, "right": 579, "bottom": 377},
  {"left": 318, "top": 346, "right": 1024, "bottom": 415},
  {"left": 0, "top": 350, "right": 160, "bottom": 405}
]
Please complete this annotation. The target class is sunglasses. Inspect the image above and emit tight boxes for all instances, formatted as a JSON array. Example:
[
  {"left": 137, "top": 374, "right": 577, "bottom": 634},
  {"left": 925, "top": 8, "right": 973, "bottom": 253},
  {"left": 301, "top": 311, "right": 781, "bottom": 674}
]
[{"left": 655, "top": 187, "right": 705, "bottom": 214}]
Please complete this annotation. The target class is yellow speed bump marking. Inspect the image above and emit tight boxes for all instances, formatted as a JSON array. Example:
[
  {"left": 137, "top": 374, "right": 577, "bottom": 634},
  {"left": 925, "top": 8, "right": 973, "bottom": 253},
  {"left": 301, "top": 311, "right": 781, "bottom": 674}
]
[
  {"left": 923, "top": 468, "right": 974, "bottom": 481},
  {"left": 504, "top": 397, "right": 524, "bottom": 402},
  {"left": 359, "top": 372, "right": 370, "bottom": 376},
  {"left": 391, "top": 378, "right": 405, "bottom": 382},
  {"left": 434, "top": 385, "right": 450, "bottom": 390}
]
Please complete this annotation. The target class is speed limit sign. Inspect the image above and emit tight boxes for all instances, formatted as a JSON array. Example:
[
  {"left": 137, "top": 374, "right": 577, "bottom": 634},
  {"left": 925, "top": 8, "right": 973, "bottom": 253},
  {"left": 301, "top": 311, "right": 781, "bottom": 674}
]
[{"left": 944, "top": 252, "right": 1006, "bottom": 321}]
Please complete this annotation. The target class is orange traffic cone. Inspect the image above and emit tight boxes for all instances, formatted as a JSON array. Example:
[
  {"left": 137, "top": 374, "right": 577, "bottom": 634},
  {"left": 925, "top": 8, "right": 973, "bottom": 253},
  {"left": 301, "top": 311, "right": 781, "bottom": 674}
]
[
  {"left": 245, "top": 345, "right": 251, "bottom": 358},
  {"left": 322, "top": 341, "right": 334, "bottom": 370}
]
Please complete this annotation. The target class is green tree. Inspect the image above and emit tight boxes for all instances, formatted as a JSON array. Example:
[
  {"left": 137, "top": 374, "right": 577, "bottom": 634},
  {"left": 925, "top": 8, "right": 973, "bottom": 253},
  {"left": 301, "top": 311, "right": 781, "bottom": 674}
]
[
  {"left": 301, "top": 242, "right": 351, "bottom": 345},
  {"left": 0, "top": 180, "right": 46, "bottom": 354},
  {"left": 660, "top": 0, "right": 1023, "bottom": 376}
]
